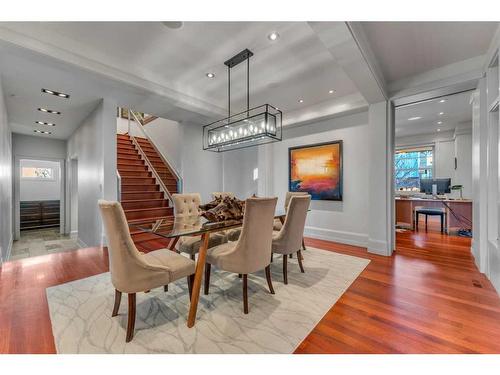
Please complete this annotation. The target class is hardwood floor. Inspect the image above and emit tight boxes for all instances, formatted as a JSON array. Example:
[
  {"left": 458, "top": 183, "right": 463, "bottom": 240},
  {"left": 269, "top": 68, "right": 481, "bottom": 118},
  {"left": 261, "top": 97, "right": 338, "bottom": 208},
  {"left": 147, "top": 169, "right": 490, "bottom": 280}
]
[{"left": 1, "top": 226, "right": 500, "bottom": 354}]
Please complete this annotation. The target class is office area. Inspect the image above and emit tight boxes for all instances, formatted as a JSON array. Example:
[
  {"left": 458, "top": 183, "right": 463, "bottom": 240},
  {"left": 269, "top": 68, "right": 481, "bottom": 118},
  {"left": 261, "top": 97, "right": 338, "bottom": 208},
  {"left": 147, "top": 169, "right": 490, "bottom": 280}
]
[{"left": 395, "top": 92, "right": 473, "bottom": 237}]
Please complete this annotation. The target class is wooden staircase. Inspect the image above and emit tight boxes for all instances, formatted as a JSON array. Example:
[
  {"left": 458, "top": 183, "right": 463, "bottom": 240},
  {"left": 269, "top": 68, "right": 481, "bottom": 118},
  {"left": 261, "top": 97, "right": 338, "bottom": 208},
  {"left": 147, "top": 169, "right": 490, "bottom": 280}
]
[{"left": 117, "top": 134, "right": 177, "bottom": 252}]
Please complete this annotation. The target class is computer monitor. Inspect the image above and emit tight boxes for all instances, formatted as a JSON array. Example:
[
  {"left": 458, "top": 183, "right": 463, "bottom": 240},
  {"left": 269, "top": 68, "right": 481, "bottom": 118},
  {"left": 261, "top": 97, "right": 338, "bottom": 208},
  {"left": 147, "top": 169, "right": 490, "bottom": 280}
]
[{"left": 420, "top": 178, "right": 451, "bottom": 195}]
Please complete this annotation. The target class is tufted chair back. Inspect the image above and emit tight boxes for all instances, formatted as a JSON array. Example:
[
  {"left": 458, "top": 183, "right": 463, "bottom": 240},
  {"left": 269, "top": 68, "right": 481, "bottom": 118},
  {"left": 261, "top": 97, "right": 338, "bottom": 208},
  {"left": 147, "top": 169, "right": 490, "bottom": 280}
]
[{"left": 172, "top": 193, "right": 202, "bottom": 217}]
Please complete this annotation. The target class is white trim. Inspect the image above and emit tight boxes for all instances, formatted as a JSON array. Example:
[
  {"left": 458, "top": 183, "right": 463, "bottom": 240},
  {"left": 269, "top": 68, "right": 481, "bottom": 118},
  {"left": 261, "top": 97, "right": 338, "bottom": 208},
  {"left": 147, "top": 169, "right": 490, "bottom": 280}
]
[
  {"left": 304, "top": 225, "right": 368, "bottom": 248},
  {"left": 367, "top": 238, "right": 391, "bottom": 256}
]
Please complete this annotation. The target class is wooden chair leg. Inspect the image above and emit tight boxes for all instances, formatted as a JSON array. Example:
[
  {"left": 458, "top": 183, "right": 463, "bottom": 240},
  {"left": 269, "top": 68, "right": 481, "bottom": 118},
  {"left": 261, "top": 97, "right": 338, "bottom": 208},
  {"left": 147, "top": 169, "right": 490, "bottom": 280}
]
[
  {"left": 271, "top": 252, "right": 273, "bottom": 263},
  {"left": 126, "top": 293, "right": 136, "bottom": 343},
  {"left": 187, "top": 274, "right": 194, "bottom": 300},
  {"left": 302, "top": 238, "right": 306, "bottom": 251},
  {"left": 242, "top": 274, "right": 249, "bottom": 314},
  {"left": 297, "top": 250, "right": 305, "bottom": 273},
  {"left": 112, "top": 289, "right": 122, "bottom": 317},
  {"left": 190, "top": 254, "right": 195, "bottom": 261},
  {"left": 425, "top": 215, "right": 428, "bottom": 230},
  {"left": 164, "top": 285, "right": 168, "bottom": 292},
  {"left": 283, "top": 254, "right": 288, "bottom": 284},
  {"left": 265, "top": 265, "right": 275, "bottom": 294},
  {"left": 238, "top": 274, "right": 242, "bottom": 278},
  {"left": 204, "top": 263, "right": 211, "bottom": 295},
  {"left": 289, "top": 253, "right": 293, "bottom": 259}
]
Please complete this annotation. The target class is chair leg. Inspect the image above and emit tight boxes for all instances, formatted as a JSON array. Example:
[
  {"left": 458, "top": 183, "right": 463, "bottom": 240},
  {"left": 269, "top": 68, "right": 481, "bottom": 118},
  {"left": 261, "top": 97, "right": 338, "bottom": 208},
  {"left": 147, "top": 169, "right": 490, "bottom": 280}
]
[
  {"left": 271, "top": 252, "right": 273, "bottom": 263},
  {"left": 164, "top": 285, "right": 168, "bottom": 292},
  {"left": 187, "top": 274, "right": 194, "bottom": 300},
  {"left": 283, "top": 254, "right": 288, "bottom": 285},
  {"left": 204, "top": 263, "right": 211, "bottom": 295},
  {"left": 265, "top": 265, "right": 275, "bottom": 294},
  {"left": 238, "top": 274, "right": 242, "bottom": 278},
  {"left": 112, "top": 289, "right": 122, "bottom": 317},
  {"left": 425, "top": 215, "right": 428, "bottom": 231},
  {"left": 190, "top": 254, "right": 195, "bottom": 261},
  {"left": 126, "top": 293, "right": 136, "bottom": 343},
  {"left": 242, "top": 274, "right": 249, "bottom": 314},
  {"left": 289, "top": 253, "right": 293, "bottom": 259},
  {"left": 302, "top": 238, "right": 306, "bottom": 251},
  {"left": 297, "top": 250, "right": 305, "bottom": 273}
]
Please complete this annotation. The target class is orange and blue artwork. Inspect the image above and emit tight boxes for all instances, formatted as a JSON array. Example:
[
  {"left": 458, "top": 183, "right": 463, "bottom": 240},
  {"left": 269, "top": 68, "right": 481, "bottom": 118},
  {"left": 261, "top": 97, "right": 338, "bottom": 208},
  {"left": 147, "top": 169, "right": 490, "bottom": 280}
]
[{"left": 289, "top": 141, "right": 343, "bottom": 201}]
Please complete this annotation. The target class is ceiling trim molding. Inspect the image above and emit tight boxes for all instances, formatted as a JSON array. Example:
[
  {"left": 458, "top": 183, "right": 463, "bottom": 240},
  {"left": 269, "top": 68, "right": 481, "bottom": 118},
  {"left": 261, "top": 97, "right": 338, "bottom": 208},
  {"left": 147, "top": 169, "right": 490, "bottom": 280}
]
[
  {"left": 0, "top": 26, "right": 228, "bottom": 119},
  {"left": 308, "top": 22, "right": 387, "bottom": 104}
]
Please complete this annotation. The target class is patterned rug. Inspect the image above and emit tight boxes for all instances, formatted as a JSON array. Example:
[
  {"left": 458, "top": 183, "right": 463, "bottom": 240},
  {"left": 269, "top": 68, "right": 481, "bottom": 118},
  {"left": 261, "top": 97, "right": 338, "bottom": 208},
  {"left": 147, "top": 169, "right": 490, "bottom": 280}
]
[{"left": 46, "top": 247, "right": 369, "bottom": 353}]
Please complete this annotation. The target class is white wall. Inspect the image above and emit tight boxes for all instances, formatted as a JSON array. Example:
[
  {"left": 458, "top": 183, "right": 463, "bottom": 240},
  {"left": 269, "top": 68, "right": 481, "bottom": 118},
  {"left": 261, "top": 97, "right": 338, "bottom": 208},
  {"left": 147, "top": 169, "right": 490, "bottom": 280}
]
[
  {"left": 222, "top": 147, "right": 259, "bottom": 198},
  {"left": 142, "top": 117, "right": 182, "bottom": 173},
  {"left": 19, "top": 159, "right": 61, "bottom": 201},
  {"left": 0, "top": 77, "right": 12, "bottom": 263},
  {"left": 12, "top": 133, "right": 67, "bottom": 160},
  {"left": 180, "top": 122, "right": 223, "bottom": 202},
  {"left": 269, "top": 112, "right": 370, "bottom": 247},
  {"left": 396, "top": 128, "right": 473, "bottom": 199},
  {"left": 67, "top": 99, "right": 117, "bottom": 247}
]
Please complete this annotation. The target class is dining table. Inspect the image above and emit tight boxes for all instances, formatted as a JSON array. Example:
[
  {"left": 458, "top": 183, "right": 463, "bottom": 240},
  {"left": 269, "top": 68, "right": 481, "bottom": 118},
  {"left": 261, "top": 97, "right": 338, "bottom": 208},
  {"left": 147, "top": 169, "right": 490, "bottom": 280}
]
[{"left": 130, "top": 210, "right": 288, "bottom": 328}]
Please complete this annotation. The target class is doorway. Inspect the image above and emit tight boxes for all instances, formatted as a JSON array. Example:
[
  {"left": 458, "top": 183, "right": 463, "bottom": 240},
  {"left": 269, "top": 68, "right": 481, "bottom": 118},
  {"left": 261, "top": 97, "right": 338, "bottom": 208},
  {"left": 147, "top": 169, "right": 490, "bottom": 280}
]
[
  {"left": 393, "top": 91, "right": 474, "bottom": 238},
  {"left": 10, "top": 157, "right": 79, "bottom": 261}
]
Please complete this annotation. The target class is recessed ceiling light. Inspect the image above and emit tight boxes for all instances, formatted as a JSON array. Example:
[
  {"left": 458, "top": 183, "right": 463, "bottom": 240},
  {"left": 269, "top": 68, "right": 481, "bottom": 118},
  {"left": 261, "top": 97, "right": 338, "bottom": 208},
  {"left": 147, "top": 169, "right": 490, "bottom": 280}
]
[
  {"left": 408, "top": 117, "right": 422, "bottom": 121},
  {"left": 439, "top": 112, "right": 444, "bottom": 115},
  {"left": 437, "top": 129, "right": 441, "bottom": 132},
  {"left": 328, "top": 89, "right": 335, "bottom": 94},
  {"left": 41, "top": 88, "right": 70, "bottom": 98},
  {"left": 268, "top": 32, "right": 279, "bottom": 41},
  {"left": 298, "top": 99, "right": 304, "bottom": 103},
  {"left": 36, "top": 121, "right": 56, "bottom": 126},
  {"left": 437, "top": 121, "right": 443, "bottom": 125},
  {"left": 439, "top": 99, "right": 446, "bottom": 103},
  {"left": 38, "top": 107, "right": 61, "bottom": 115},
  {"left": 206, "top": 73, "right": 215, "bottom": 78},
  {"left": 34, "top": 129, "right": 52, "bottom": 135},
  {"left": 162, "top": 21, "right": 183, "bottom": 30}
]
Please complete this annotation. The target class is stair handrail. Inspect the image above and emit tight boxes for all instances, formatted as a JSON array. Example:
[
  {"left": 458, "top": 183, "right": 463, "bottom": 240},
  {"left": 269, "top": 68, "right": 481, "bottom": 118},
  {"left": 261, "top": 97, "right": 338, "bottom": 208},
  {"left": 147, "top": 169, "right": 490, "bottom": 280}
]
[
  {"left": 128, "top": 109, "right": 183, "bottom": 193},
  {"left": 117, "top": 170, "right": 122, "bottom": 201}
]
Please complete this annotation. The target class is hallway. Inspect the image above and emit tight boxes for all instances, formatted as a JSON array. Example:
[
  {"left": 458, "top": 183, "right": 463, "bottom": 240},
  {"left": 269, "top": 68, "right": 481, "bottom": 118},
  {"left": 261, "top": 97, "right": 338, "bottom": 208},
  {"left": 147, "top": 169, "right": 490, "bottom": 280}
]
[{"left": 10, "top": 228, "right": 80, "bottom": 260}]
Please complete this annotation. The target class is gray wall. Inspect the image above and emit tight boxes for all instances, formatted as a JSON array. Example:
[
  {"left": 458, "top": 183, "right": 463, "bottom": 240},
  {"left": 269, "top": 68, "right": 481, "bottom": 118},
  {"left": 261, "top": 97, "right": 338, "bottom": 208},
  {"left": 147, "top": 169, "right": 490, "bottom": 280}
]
[
  {"left": 67, "top": 99, "right": 117, "bottom": 247},
  {"left": 12, "top": 133, "right": 67, "bottom": 159},
  {"left": 222, "top": 147, "right": 259, "bottom": 198},
  {"left": 0, "top": 77, "right": 12, "bottom": 263}
]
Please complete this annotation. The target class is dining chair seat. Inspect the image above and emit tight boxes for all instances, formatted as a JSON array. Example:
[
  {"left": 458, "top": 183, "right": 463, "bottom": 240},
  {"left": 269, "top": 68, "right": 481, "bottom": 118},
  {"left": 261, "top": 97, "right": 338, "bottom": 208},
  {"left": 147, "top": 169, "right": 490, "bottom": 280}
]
[
  {"left": 142, "top": 249, "right": 195, "bottom": 282},
  {"left": 177, "top": 233, "right": 227, "bottom": 257}
]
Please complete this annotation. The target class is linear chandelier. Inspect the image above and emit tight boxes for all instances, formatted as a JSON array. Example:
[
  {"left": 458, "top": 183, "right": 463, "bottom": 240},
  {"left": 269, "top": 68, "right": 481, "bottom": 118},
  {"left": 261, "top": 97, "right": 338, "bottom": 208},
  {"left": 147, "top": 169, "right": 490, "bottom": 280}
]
[{"left": 203, "top": 49, "right": 282, "bottom": 152}]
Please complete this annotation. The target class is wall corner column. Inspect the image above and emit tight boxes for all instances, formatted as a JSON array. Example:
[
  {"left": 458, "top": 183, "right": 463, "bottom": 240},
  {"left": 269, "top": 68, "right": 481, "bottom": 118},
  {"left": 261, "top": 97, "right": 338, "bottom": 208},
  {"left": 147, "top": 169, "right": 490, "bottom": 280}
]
[{"left": 367, "top": 101, "right": 394, "bottom": 256}]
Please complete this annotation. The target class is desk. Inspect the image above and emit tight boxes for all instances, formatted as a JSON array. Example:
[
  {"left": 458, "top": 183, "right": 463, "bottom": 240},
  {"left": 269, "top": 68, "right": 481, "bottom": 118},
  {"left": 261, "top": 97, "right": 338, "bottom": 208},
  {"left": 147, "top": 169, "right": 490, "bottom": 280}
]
[{"left": 395, "top": 197, "right": 472, "bottom": 234}]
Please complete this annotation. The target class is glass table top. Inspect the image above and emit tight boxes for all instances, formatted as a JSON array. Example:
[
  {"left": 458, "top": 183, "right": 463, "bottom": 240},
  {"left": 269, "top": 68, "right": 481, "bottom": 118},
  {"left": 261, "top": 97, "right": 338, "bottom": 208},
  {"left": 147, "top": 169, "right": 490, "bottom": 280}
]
[{"left": 130, "top": 210, "right": 287, "bottom": 239}]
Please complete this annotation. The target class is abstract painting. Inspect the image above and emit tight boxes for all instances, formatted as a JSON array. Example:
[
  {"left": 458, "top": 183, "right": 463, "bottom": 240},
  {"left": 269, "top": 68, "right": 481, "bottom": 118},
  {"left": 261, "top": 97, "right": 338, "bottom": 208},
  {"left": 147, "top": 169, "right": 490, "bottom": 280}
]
[{"left": 289, "top": 140, "right": 343, "bottom": 201}]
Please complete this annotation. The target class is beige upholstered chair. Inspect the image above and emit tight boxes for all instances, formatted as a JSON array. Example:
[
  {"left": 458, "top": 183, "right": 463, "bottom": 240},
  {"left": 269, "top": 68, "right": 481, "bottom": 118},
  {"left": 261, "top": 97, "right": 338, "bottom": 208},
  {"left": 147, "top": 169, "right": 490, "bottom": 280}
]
[
  {"left": 211, "top": 191, "right": 241, "bottom": 242},
  {"left": 272, "top": 195, "right": 311, "bottom": 284},
  {"left": 98, "top": 200, "right": 195, "bottom": 342},
  {"left": 273, "top": 191, "right": 309, "bottom": 230},
  {"left": 172, "top": 193, "right": 227, "bottom": 259},
  {"left": 204, "top": 197, "right": 278, "bottom": 314}
]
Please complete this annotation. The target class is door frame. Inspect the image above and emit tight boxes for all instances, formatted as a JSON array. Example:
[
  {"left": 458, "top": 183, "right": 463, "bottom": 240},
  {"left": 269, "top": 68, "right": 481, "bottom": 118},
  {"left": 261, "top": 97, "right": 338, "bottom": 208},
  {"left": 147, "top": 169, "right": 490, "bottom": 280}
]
[{"left": 14, "top": 155, "right": 66, "bottom": 240}]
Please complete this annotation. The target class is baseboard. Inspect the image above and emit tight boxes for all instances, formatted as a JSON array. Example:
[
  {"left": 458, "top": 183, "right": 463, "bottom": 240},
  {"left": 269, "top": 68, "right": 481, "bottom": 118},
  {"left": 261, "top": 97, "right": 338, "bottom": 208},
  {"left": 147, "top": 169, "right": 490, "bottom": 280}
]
[
  {"left": 367, "top": 238, "right": 391, "bottom": 256},
  {"left": 304, "top": 226, "right": 368, "bottom": 248},
  {"left": 7, "top": 234, "right": 13, "bottom": 261}
]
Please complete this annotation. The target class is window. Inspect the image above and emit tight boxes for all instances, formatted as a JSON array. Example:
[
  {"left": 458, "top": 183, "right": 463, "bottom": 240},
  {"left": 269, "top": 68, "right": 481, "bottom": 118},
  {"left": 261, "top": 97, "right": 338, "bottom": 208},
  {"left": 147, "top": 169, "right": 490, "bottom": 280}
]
[
  {"left": 21, "top": 167, "right": 55, "bottom": 180},
  {"left": 394, "top": 147, "right": 433, "bottom": 191}
]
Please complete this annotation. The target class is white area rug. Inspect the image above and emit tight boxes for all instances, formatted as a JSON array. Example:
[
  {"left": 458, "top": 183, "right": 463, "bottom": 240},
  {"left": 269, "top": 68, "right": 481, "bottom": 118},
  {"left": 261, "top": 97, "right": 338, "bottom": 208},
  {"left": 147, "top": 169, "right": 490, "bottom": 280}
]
[{"left": 46, "top": 247, "right": 369, "bottom": 353}]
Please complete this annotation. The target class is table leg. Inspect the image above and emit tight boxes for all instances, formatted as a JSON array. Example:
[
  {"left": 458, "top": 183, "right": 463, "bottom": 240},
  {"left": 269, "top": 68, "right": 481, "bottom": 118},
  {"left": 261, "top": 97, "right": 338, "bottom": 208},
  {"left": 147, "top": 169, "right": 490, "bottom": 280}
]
[
  {"left": 168, "top": 237, "right": 180, "bottom": 252},
  {"left": 279, "top": 216, "right": 285, "bottom": 225},
  {"left": 187, "top": 232, "right": 210, "bottom": 328}
]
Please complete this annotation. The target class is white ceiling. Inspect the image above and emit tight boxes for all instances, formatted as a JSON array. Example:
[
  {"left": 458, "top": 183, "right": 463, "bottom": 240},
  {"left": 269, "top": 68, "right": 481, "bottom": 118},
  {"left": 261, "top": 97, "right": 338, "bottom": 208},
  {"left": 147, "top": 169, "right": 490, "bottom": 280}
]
[
  {"left": 361, "top": 22, "right": 498, "bottom": 83},
  {"left": 0, "top": 22, "right": 361, "bottom": 121},
  {"left": 395, "top": 90, "right": 473, "bottom": 138}
]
